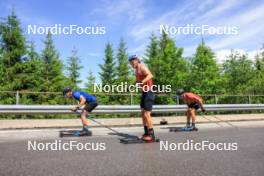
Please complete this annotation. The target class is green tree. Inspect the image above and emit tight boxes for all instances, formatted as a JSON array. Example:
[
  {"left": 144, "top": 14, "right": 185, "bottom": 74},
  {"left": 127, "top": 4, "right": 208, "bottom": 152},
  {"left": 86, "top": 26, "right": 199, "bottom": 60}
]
[
  {"left": 144, "top": 33, "right": 160, "bottom": 82},
  {"left": 0, "top": 11, "right": 27, "bottom": 104},
  {"left": 66, "top": 48, "right": 83, "bottom": 88},
  {"left": 115, "top": 38, "right": 131, "bottom": 104},
  {"left": 158, "top": 32, "right": 188, "bottom": 104},
  {"left": 19, "top": 41, "right": 43, "bottom": 104},
  {"left": 99, "top": 43, "right": 116, "bottom": 103},
  {"left": 222, "top": 51, "right": 254, "bottom": 96},
  {"left": 27, "top": 41, "right": 39, "bottom": 61},
  {"left": 22, "top": 41, "right": 42, "bottom": 91},
  {"left": 39, "top": 32, "right": 66, "bottom": 104},
  {"left": 144, "top": 32, "right": 188, "bottom": 104},
  {"left": 116, "top": 38, "right": 130, "bottom": 83},
  {"left": 99, "top": 43, "right": 116, "bottom": 85},
  {"left": 248, "top": 46, "right": 264, "bottom": 101},
  {"left": 85, "top": 69, "right": 96, "bottom": 92},
  {"left": 159, "top": 32, "right": 188, "bottom": 88},
  {"left": 189, "top": 41, "right": 222, "bottom": 97},
  {"left": 0, "top": 11, "right": 27, "bottom": 88}
]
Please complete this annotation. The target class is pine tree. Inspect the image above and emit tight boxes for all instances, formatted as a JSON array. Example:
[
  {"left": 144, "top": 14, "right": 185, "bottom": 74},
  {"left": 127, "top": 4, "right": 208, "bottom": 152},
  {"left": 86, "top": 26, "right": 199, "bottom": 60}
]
[
  {"left": 116, "top": 38, "right": 130, "bottom": 84},
  {"left": 99, "top": 43, "right": 116, "bottom": 104},
  {"left": 66, "top": 48, "right": 83, "bottom": 88},
  {"left": 0, "top": 11, "right": 27, "bottom": 92},
  {"left": 189, "top": 41, "right": 222, "bottom": 95},
  {"left": 0, "top": 11, "right": 27, "bottom": 104},
  {"left": 99, "top": 43, "right": 116, "bottom": 85},
  {"left": 115, "top": 38, "right": 131, "bottom": 104},
  {"left": 159, "top": 32, "right": 188, "bottom": 103},
  {"left": 159, "top": 31, "right": 188, "bottom": 87},
  {"left": 19, "top": 41, "right": 43, "bottom": 104},
  {"left": 85, "top": 69, "right": 96, "bottom": 92},
  {"left": 144, "top": 33, "right": 160, "bottom": 82},
  {"left": 144, "top": 32, "right": 188, "bottom": 104},
  {"left": 39, "top": 32, "right": 66, "bottom": 104},
  {"left": 21, "top": 41, "right": 42, "bottom": 90},
  {"left": 28, "top": 41, "right": 39, "bottom": 61}
]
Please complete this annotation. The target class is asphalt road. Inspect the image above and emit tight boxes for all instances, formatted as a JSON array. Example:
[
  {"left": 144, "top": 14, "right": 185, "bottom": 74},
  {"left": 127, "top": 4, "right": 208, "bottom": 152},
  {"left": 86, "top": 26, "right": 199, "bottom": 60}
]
[{"left": 0, "top": 121, "right": 264, "bottom": 176}]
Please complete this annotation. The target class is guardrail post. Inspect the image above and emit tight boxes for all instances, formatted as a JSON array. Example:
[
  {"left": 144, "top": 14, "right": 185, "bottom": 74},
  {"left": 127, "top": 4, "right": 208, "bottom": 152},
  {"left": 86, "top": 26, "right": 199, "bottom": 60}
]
[
  {"left": 130, "top": 93, "right": 133, "bottom": 105},
  {"left": 214, "top": 94, "right": 218, "bottom": 104},
  {"left": 176, "top": 96, "right": 179, "bottom": 104},
  {"left": 248, "top": 95, "right": 251, "bottom": 104},
  {"left": 16, "top": 91, "right": 20, "bottom": 105}
]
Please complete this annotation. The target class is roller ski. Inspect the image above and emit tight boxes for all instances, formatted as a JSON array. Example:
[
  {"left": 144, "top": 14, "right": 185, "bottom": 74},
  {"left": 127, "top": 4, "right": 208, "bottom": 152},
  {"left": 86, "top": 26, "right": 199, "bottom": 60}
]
[
  {"left": 59, "top": 127, "right": 92, "bottom": 137},
  {"left": 120, "top": 135, "right": 160, "bottom": 144},
  {"left": 169, "top": 126, "right": 198, "bottom": 132}
]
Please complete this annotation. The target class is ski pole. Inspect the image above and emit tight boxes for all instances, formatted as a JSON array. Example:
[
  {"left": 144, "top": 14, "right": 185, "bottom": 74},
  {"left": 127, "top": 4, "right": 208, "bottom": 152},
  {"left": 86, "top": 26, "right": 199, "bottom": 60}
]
[
  {"left": 211, "top": 115, "right": 238, "bottom": 128},
  {"left": 201, "top": 113, "right": 223, "bottom": 127},
  {"left": 74, "top": 111, "right": 121, "bottom": 134}
]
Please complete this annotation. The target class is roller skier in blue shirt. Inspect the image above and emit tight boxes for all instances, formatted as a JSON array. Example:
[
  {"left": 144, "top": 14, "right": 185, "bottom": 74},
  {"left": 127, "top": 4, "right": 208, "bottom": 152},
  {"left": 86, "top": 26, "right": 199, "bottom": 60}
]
[{"left": 63, "top": 87, "right": 98, "bottom": 136}]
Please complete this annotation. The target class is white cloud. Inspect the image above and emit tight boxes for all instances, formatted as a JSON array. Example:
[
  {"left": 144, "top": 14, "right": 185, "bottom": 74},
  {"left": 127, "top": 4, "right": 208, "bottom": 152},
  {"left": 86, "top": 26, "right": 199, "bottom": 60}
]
[
  {"left": 89, "top": 0, "right": 147, "bottom": 21},
  {"left": 128, "top": 1, "right": 199, "bottom": 41},
  {"left": 215, "top": 49, "right": 261, "bottom": 63},
  {"left": 196, "top": 0, "right": 246, "bottom": 22},
  {"left": 205, "top": 3, "right": 264, "bottom": 50},
  {"left": 142, "top": 0, "right": 264, "bottom": 57},
  {"left": 128, "top": 0, "right": 264, "bottom": 55},
  {"left": 128, "top": 0, "right": 245, "bottom": 42}
]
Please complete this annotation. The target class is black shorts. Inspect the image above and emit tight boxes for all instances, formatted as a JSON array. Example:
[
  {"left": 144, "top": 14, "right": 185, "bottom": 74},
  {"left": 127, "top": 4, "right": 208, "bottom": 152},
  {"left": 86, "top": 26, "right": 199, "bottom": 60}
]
[
  {"left": 140, "top": 91, "right": 155, "bottom": 111},
  {"left": 188, "top": 102, "right": 200, "bottom": 110},
  {"left": 84, "top": 102, "right": 98, "bottom": 112}
]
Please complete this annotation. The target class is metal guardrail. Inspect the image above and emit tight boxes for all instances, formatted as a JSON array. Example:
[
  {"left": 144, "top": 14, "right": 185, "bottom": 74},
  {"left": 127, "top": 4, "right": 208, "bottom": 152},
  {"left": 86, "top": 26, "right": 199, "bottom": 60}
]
[
  {"left": 0, "top": 104, "right": 263, "bottom": 114},
  {"left": 1, "top": 91, "right": 264, "bottom": 105}
]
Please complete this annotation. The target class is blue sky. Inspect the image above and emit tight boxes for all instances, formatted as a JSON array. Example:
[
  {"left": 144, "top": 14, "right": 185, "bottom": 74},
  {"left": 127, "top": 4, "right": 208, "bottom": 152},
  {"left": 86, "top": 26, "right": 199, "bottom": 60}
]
[{"left": 0, "top": 0, "right": 264, "bottom": 86}]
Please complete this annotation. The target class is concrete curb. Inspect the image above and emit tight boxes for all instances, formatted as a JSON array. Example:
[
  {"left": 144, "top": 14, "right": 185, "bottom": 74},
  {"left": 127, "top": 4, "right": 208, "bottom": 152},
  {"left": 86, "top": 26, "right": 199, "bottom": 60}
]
[{"left": 0, "top": 114, "right": 263, "bottom": 130}]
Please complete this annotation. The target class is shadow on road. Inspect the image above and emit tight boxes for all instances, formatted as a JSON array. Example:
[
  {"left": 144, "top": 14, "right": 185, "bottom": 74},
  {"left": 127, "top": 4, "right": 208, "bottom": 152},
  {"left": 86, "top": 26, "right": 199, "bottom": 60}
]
[{"left": 107, "top": 132, "right": 139, "bottom": 139}]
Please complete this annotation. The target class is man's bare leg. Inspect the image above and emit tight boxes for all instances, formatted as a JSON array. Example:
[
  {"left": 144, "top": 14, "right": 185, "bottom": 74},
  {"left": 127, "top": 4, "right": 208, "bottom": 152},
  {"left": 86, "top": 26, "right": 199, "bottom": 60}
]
[
  {"left": 141, "top": 109, "right": 147, "bottom": 125},
  {"left": 186, "top": 109, "right": 191, "bottom": 127},
  {"left": 190, "top": 109, "right": 196, "bottom": 123},
  {"left": 79, "top": 110, "right": 92, "bottom": 135},
  {"left": 80, "top": 110, "right": 89, "bottom": 126},
  {"left": 144, "top": 110, "right": 154, "bottom": 129},
  {"left": 143, "top": 110, "right": 155, "bottom": 140},
  {"left": 190, "top": 109, "right": 197, "bottom": 129},
  {"left": 141, "top": 109, "right": 148, "bottom": 137}
]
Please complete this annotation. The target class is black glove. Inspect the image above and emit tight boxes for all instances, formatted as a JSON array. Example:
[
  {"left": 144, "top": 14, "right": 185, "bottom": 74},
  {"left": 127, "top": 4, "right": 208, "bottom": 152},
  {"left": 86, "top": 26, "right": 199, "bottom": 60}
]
[{"left": 71, "top": 106, "right": 79, "bottom": 112}]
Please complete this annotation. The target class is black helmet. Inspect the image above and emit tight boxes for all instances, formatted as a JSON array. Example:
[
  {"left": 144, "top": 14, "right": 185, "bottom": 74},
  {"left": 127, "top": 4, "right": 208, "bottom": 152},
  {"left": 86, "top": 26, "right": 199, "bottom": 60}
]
[
  {"left": 63, "top": 87, "right": 72, "bottom": 96},
  {"left": 176, "top": 89, "right": 185, "bottom": 95}
]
